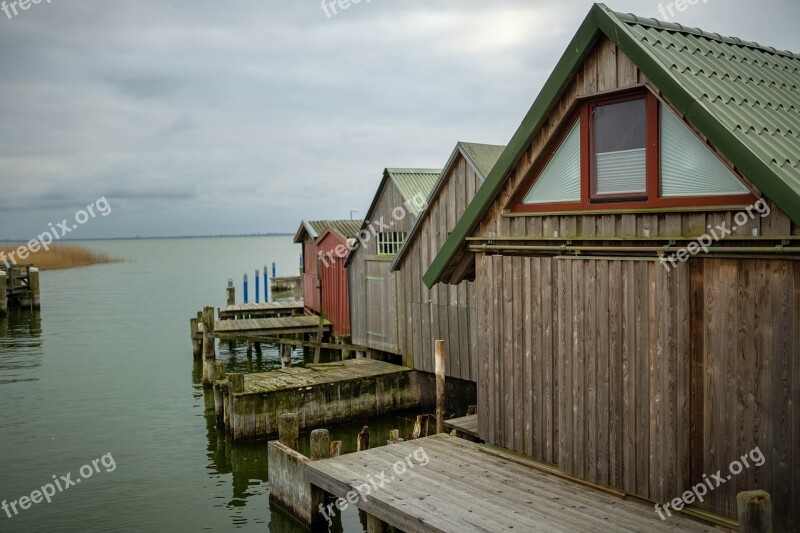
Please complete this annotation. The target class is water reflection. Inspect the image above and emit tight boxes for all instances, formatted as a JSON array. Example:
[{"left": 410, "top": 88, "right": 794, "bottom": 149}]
[
  {"left": 0, "top": 311, "right": 43, "bottom": 385},
  {"left": 192, "top": 350, "right": 423, "bottom": 532}
]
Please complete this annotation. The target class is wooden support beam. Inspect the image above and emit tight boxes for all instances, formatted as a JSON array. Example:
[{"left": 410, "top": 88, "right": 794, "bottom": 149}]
[
  {"left": 737, "top": 491, "right": 772, "bottom": 533},
  {"left": 357, "top": 426, "right": 370, "bottom": 452},
  {"left": 279, "top": 413, "right": 299, "bottom": 451},
  {"left": 201, "top": 306, "right": 217, "bottom": 387},
  {"left": 310, "top": 429, "right": 331, "bottom": 461},
  {"left": 435, "top": 339, "right": 446, "bottom": 434},
  {"left": 0, "top": 270, "right": 6, "bottom": 316}
]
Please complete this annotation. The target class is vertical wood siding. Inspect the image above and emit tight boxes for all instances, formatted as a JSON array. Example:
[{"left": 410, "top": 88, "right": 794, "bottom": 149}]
[
  {"left": 396, "top": 153, "right": 484, "bottom": 381},
  {"left": 476, "top": 254, "right": 799, "bottom": 526},
  {"left": 316, "top": 231, "right": 351, "bottom": 337}
]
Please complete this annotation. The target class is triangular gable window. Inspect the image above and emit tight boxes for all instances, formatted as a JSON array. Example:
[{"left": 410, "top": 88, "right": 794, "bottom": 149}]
[
  {"left": 511, "top": 89, "right": 755, "bottom": 213},
  {"left": 660, "top": 104, "right": 749, "bottom": 197},
  {"left": 523, "top": 119, "right": 581, "bottom": 205}
]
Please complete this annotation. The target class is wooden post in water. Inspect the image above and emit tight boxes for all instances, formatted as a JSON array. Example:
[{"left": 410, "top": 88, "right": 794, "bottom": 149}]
[
  {"left": 435, "top": 339, "right": 446, "bottom": 434},
  {"left": 28, "top": 267, "right": 40, "bottom": 310},
  {"left": 0, "top": 270, "right": 7, "bottom": 316},
  {"left": 357, "top": 426, "right": 370, "bottom": 451},
  {"left": 201, "top": 307, "right": 217, "bottom": 387},
  {"left": 310, "top": 429, "right": 331, "bottom": 461},
  {"left": 226, "top": 279, "right": 235, "bottom": 306},
  {"left": 330, "top": 441, "right": 342, "bottom": 457},
  {"left": 213, "top": 362, "right": 226, "bottom": 425},
  {"left": 737, "top": 491, "right": 772, "bottom": 533},
  {"left": 278, "top": 413, "right": 299, "bottom": 451},
  {"left": 254, "top": 342, "right": 262, "bottom": 356},
  {"left": 280, "top": 344, "right": 292, "bottom": 368}
]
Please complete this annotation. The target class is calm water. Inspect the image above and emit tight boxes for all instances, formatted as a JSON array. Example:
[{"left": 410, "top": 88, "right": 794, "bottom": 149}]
[{"left": 0, "top": 237, "right": 416, "bottom": 532}]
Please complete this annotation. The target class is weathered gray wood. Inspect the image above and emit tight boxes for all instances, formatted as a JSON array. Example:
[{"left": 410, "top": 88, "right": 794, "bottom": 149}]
[
  {"left": 0, "top": 270, "right": 7, "bottom": 316},
  {"left": 310, "top": 429, "right": 330, "bottom": 461},
  {"left": 228, "top": 373, "right": 244, "bottom": 393},
  {"left": 357, "top": 426, "right": 370, "bottom": 452},
  {"left": 737, "top": 491, "right": 772, "bottom": 533},
  {"left": 435, "top": 339, "right": 445, "bottom": 434},
  {"left": 226, "top": 280, "right": 235, "bottom": 307},
  {"left": 201, "top": 306, "right": 217, "bottom": 387},
  {"left": 279, "top": 413, "right": 299, "bottom": 451}
]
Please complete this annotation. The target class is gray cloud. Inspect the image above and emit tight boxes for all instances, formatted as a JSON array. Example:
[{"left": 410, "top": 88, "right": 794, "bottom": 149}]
[{"left": 0, "top": 0, "right": 797, "bottom": 239}]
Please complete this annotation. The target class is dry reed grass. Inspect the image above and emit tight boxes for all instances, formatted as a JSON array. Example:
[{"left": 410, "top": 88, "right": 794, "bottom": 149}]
[{"left": 0, "top": 243, "right": 121, "bottom": 271}]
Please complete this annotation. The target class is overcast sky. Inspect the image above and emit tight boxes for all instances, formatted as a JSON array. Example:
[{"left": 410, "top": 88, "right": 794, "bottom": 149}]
[{"left": 0, "top": 0, "right": 797, "bottom": 239}]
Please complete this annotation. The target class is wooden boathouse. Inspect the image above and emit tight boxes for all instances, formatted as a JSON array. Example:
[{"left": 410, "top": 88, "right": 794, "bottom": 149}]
[
  {"left": 423, "top": 4, "right": 800, "bottom": 530},
  {"left": 294, "top": 219, "right": 362, "bottom": 319},
  {"left": 346, "top": 168, "right": 440, "bottom": 359},
  {"left": 314, "top": 224, "right": 361, "bottom": 339},
  {"left": 390, "top": 142, "right": 504, "bottom": 383}
]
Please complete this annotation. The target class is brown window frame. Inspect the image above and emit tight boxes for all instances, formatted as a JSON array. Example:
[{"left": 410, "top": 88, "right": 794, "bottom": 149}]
[{"left": 511, "top": 88, "right": 756, "bottom": 214}]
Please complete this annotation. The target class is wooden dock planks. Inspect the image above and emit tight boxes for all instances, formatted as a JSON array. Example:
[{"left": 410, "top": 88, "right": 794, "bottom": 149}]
[
  {"left": 308, "top": 434, "right": 722, "bottom": 533},
  {"left": 213, "top": 316, "right": 330, "bottom": 337}
]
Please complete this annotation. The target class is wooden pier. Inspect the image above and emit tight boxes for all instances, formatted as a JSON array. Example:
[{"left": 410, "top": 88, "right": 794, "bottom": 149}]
[
  {"left": 213, "top": 359, "right": 426, "bottom": 442},
  {"left": 308, "top": 434, "right": 722, "bottom": 532},
  {"left": 0, "top": 265, "right": 41, "bottom": 314},
  {"left": 218, "top": 301, "right": 304, "bottom": 320},
  {"left": 444, "top": 414, "right": 480, "bottom": 441}
]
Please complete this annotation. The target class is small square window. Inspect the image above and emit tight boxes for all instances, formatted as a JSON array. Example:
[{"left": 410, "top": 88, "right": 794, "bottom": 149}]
[
  {"left": 377, "top": 232, "right": 406, "bottom": 255},
  {"left": 591, "top": 97, "right": 647, "bottom": 200}
]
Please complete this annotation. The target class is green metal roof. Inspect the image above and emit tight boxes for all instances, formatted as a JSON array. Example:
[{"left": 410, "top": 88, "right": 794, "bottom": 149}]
[
  {"left": 424, "top": 3, "right": 800, "bottom": 288},
  {"left": 344, "top": 168, "right": 442, "bottom": 267},
  {"left": 389, "top": 142, "right": 505, "bottom": 272},
  {"left": 386, "top": 169, "right": 441, "bottom": 217},
  {"left": 294, "top": 219, "right": 364, "bottom": 243}
]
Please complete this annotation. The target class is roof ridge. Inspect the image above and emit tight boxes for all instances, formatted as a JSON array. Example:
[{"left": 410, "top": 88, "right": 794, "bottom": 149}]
[{"left": 611, "top": 10, "right": 800, "bottom": 61}]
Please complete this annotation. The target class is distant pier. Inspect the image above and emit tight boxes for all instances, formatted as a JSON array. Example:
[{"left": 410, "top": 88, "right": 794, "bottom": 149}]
[{"left": 0, "top": 265, "right": 41, "bottom": 314}]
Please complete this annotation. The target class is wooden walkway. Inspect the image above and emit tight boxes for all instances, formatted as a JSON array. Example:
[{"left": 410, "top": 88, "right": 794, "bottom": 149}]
[
  {"left": 444, "top": 414, "right": 479, "bottom": 439},
  {"left": 218, "top": 301, "right": 304, "bottom": 320},
  {"left": 308, "top": 434, "right": 724, "bottom": 533},
  {"left": 212, "top": 316, "right": 330, "bottom": 339}
]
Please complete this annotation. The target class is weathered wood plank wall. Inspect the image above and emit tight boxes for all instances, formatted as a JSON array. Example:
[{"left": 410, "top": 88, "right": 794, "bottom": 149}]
[
  {"left": 476, "top": 254, "right": 799, "bottom": 525},
  {"left": 349, "top": 179, "right": 411, "bottom": 354},
  {"left": 396, "top": 153, "right": 483, "bottom": 381}
]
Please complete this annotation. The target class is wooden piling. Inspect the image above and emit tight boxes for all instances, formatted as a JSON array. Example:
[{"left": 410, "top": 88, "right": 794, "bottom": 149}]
[
  {"left": 254, "top": 342, "right": 262, "bottom": 356},
  {"left": 228, "top": 373, "right": 245, "bottom": 393},
  {"left": 213, "top": 362, "right": 226, "bottom": 425},
  {"left": 278, "top": 413, "right": 299, "bottom": 451},
  {"left": 280, "top": 344, "right": 292, "bottom": 368},
  {"left": 226, "top": 279, "right": 235, "bottom": 306},
  {"left": 310, "top": 429, "right": 331, "bottom": 461},
  {"left": 388, "top": 429, "right": 403, "bottom": 445},
  {"left": 0, "top": 270, "right": 7, "bottom": 316},
  {"left": 190, "top": 317, "right": 202, "bottom": 359},
  {"left": 357, "top": 426, "right": 370, "bottom": 451},
  {"left": 28, "top": 267, "right": 40, "bottom": 310},
  {"left": 201, "top": 306, "right": 217, "bottom": 387},
  {"left": 737, "top": 491, "right": 772, "bottom": 533},
  {"left": 366, "top": 514, "right": 388, "bottom": 533},
  {"left": 330, "top": 441, "right": 342, "bottom": 457},
  {"left": 435, "top": 339, "right": 445, "bottom": 434}
]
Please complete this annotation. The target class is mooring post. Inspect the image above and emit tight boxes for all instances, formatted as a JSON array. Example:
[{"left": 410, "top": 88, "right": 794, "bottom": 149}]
[
  {"left": 201, "top": 306, "right": 217, "bottom": 388},
  {"left": 246, "top": 341, "right": 253, "bottom": 358},
  {"left": 254, "top": 342, "right": 262, "bottom": 356},
  {"left": 28, "top": 267, "right": 40, "bottom": 310},
  {"left": 435, "top": 339, "right": 446, "bottom": 434},
  {"left": 330, "top": 441, "right": 342, "bottom": 457},
  {"left": 280, "top": 344, "right": 292, "bottom": 368},
  {"left": 310, "top": 429, "right": 331, "bottom": 461},
  {"left": 357, "top": 426, "right": 370, "bottom": 451},
  {"left": 278, "top": 413, "right": 299, "bottom": 451},
  {"left": 243, "top": 273, "right": 249, "bottom": 304},
  {"left": 255, "top": 269, "right": 260, "bottom": 304},
  {"left": 737, "top": 490, "right": 772, "bottom": 533},
  {"left": 388, "top": 429, "right": 402, "bottom": 445},
  {"left": 190, "top": 317, "right": 202, "bottom": 359},
  {"left": 0, "top": 270, "right": 8, "bottom": 316},
  {"left": 264, "top": 265, "right": 269, "bottom": 304},
  {"left": 272, "top": 262, "right": 276, "bottom": 278},
  {"left": 226, "top": 279, "right": 235, "bottom": 306},
  {"left": 213, "top": 362, "right": 226, "bottom": 425}
]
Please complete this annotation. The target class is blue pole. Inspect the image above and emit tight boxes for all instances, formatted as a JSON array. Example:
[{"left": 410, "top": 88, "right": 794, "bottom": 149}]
[
  {"left": 255, "top": 270, "right": 260, "bottom": 304},
  {"left": 272, "top": 262, "right": 276, "bottom": 278},
  {"left": 263, "top": 266, "right": 268, "bottom": 302},
  {"left": 243, "top": 273, "right": 249, "bottom": 304}
]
